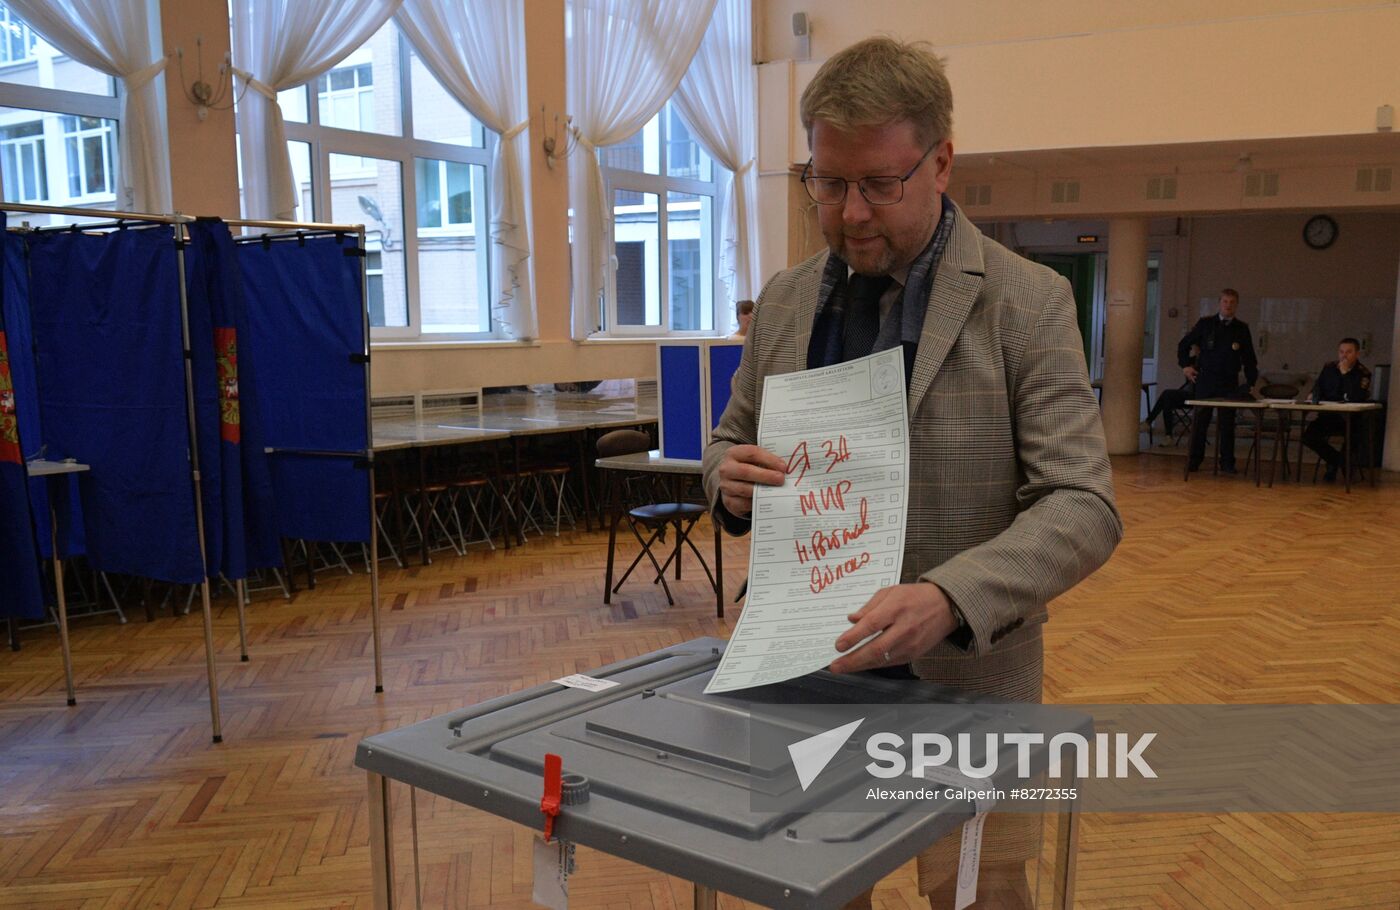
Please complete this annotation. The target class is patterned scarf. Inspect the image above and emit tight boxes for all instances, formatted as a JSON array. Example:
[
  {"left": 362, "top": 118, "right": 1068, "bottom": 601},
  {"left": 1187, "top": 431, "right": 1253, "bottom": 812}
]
[{"left": 806, "top": 199, "right": 958, "bottom": 385}]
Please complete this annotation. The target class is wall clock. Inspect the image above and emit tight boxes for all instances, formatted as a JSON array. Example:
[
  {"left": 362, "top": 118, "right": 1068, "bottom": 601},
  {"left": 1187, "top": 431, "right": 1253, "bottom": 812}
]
[{"left": 1303, "top": 214, "right": 1338, "bottom": 250}]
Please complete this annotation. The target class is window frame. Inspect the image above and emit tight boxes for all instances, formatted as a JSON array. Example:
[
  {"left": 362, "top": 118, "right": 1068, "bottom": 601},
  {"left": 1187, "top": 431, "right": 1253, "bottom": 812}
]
[
  {"left": 0, "top": 120, "right": 45, "bottom": 201},
  {"left": 0, "top": 5, "right": 37, "bottom": 66},
  {"left": 278, "top": 28, "right": 497, "bottom": 342},
  {"left": 599, "top": 102, "right": 722, "bottom": 338},
  {"left": 0, "top": 3, "right": 120, "bottom": 212},
  {"left": 61, "top": 113, "right": 115, "bottom": 201}
]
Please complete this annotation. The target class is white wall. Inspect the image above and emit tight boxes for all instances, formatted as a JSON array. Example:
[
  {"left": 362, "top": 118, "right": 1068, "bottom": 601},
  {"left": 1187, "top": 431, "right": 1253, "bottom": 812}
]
[
  {"left": 973, "top": 212, "right": 1398, "bottom": 397},
  {"left": 1171, "top": 212, "right": 1398, "bottom": 390},
  {"left": 760, "top": 2, "right": 1400, "bottom": 156}
]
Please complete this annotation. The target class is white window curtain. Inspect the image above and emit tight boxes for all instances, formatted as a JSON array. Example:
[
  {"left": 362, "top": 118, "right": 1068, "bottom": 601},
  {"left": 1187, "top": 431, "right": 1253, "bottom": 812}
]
[
  {"left": 565, "top": 0, "right": 716, "bottom": 339},
  {"left": 231, "top": 0, "right": 402, "bottom": 221},
  {"left": 395, "top": 0, "right": 536, "bottom": 340},
  {"left": 7, "top": 0, "right": 170, "bottom": 213},
  {"left": 672, "top": 0, "right": 757, "bottom": 324}
]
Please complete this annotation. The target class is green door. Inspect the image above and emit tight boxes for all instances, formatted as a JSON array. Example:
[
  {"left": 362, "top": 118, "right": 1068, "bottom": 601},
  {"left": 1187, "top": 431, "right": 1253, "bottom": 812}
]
[{"left": 1033, "top": 253, "right": 1096, "bottom": 366}]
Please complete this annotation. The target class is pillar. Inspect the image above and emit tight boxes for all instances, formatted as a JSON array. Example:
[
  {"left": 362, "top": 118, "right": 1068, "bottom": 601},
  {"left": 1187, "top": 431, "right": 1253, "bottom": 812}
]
[
  {"left": 1102, "top": 218, "right": 1149, "bottom": 455},
  {"left": 160, "top": 0, "right": 240, "bottom": 218},
  {"left": 524, "top": 0, "right": 570, "bottom": 341}
]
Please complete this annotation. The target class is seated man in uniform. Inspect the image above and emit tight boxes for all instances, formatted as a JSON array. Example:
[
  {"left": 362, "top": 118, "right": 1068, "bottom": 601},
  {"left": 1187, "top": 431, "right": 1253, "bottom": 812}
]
[
  {"left": 1143, "top": 345, "right": 1198, "bottom": 440},
  {"left": 1303, "top": 337, "right": 1372, "bottom": 482}
]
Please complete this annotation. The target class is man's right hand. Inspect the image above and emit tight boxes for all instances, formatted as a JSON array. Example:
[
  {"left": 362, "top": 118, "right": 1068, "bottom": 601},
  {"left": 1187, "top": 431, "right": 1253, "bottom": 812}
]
[
  {"left": 715, "top": 444, "right": 788, "bottom": 517},
  {"left": 1183, "top": 366, "right": 1199, "bottom": 382}
]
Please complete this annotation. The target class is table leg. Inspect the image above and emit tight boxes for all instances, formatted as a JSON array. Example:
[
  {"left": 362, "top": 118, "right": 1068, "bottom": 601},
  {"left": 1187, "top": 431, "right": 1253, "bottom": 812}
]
[
  {"left": 417, "top": 448, "right": 430, "bottom": 566},
  {"left": 673, "top": 477, "right": 683, "bottom": 581},
  {"left": 50, "top": 503, "right": 76, "bottom": 707},
  {"left": 1260, "top": 408, "right": 1271, "bottom": 484},
  {"left": 1369, "top": 411, "right": 1378, "bottom": 488},
  {"left": 1212, "top": 409, "right": 1221, "bottom": 476},
  {"left": 1344, "top": 413, "right": 1353, "bottom": 494},
  {"left": 491, "top": 441, "right": 512, "bottom": 551},
  {"left": 1268, "top": 413, "right": 1281, "bottom": 488},
  {"left": 513, "top": 437, "right": 527, "bottom": 546},
  {"left": 235, "top": 578, "right": 249, "bottom": 663},
  {"left": 577, "top": 430, "right": 593, "bottom": 532},
  {"left": 714, "top": 520, "right": 724, "bottom": 619},
  {"left": 366, "top": 771, "right": 395, "bottom": 910},
  {"left": 409, "top": 786, "right": 423, "bottom": 910},
  {"left": 693, "top": 883, "right": 718, "bottom": 910},
  {"left": 1052, "top": 791, "right": 1080, "bottom": 910},
  {"left": 604, "top": 473, "right": 621, "bottom": 604},
  {"left": 1296, "top": 412, "right": 1307, "bottom": 484}
]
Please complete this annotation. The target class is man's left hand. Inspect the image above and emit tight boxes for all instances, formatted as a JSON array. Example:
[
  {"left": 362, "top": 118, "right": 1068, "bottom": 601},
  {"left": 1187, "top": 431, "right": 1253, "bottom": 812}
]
[{"left": 830, "top": 582, "right": 962, "bottom": 674}]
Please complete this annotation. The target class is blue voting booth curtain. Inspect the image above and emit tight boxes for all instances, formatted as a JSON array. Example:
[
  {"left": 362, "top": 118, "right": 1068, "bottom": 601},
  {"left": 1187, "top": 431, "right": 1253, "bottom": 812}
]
[
  {"left": 4, "top": 230, "right": 83, "bottom": 561},
  {"left": 708, "top": 343, "right": 744, "bottom": 430},
  {"left": 27, "top": 226, "right": 204, "bottom": 583},
  {"left": 0, "top": 215, "right": 45, "bottom": 619},
  {"left": 659, "top": 345, "right": 704, "bottom": 460},
  {"left": 238, "top": 234, "right": 369, "bottom": 543},
  {"left": 185, "top": 219, "right": 282, "bottom": 578}
]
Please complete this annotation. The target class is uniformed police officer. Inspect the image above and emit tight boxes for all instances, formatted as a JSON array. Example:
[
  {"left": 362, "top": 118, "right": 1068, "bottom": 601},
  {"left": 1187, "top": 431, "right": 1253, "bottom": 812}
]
[
  {"left": 1179, "top": 288, "right": 1259, "bottom": 473},
  {"left": 1303, "top": 337, "right": 1372, "bottom": 482}
]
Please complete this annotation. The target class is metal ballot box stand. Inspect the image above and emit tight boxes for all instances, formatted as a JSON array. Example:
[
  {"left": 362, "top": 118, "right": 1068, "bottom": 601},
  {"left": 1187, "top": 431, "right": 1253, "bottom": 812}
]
[{"left": 357, "top": 638, "right": 1090, "bottom": 909}]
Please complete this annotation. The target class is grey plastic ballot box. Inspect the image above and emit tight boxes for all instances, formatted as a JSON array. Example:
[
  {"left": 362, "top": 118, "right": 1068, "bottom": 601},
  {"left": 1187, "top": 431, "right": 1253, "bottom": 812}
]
[{"left": 356, "top": 637, "right": 1090, "bottom": 909}]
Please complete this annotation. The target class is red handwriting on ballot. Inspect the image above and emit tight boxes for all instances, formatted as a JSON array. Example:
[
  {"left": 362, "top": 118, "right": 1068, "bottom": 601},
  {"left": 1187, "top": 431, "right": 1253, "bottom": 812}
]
[
  {"left": 791, "top": 498, "right": 873, "bottom": 593},
  {"left": 810, "top": 552, "right": 872, "bottom": 595},
  {"left": 785, "top": 435, "right": 852, "bottom": 488},
  {"left": 797, "top": 479, "right": 851, "bottom": 517},
  {"left": 784, "top": 434, "right": 871, "bottom": 594}
]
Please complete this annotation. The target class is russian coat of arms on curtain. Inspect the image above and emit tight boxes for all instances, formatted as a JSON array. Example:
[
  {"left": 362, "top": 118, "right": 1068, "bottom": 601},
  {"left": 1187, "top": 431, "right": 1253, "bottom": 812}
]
[
  {"left": 214, "top": 327, "right": 241, "bottom": 444},
  {"left": 0, "top": 331, "right": 20, "bottom": 464}
]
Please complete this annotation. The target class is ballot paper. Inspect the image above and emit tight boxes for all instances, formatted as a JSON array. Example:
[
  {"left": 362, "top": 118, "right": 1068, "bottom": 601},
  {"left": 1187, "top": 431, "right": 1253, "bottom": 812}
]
[{"left": 705, "top": 347, "right": 910, "bottom": 694}]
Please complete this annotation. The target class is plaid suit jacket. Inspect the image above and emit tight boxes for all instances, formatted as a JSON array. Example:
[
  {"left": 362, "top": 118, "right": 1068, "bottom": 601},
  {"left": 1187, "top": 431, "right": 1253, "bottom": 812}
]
[{"left": 702, "top": 207, "right": 1122, "bottom": 701}]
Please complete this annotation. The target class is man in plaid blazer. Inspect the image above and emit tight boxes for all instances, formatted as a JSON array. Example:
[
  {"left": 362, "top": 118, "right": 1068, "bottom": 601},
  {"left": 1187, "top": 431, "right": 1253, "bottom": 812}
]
[{"left": 702, "top": 36, "right": 1121, "bottom": 909}]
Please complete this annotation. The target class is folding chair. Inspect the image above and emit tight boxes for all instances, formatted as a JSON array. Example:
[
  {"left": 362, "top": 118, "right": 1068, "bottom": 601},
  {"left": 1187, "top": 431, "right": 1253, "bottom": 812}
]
[{"left": 598, "top": 430, "right": 714, "bottom": 606}]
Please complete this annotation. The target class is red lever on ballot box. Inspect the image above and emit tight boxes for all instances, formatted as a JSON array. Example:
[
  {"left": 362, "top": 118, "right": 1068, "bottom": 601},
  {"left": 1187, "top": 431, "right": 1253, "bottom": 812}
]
[{"left": 540, "top": 753, "right": 562, "bottom": 841}]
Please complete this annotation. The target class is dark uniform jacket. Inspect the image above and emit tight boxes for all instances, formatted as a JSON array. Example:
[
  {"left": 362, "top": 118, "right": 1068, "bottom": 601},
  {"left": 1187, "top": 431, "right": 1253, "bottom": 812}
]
[
  {"left": 1311, "top": 360, "right": 1372, "bottom": 403},
  {"left": 1178, "top": 315, "right": 1258, "bottom": 398}
]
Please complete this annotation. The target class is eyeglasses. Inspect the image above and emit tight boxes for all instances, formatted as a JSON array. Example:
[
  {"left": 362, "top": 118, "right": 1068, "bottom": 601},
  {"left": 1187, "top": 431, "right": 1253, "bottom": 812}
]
[{"left": 801, "top": 141, "right": 939, "bottom": 206}]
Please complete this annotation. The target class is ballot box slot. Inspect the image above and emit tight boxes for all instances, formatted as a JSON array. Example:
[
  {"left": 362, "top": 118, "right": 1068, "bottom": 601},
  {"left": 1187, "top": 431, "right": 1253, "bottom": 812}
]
[{"left": 444, "top": 651, "right": 720, "bottom": 751}]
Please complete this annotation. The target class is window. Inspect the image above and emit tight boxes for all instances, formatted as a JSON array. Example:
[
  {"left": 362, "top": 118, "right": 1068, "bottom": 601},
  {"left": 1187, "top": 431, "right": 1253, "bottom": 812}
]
[
  {"left": 600, "top": 102, "right": 719, "bottom": 334},
  {"left": 415, "top": 158, "right": 473, "bottom": 229},
  {"left": 0, "top": 120, "right": 44, "bottom": 201},
  {"left": 259, "top": 21, "right": 495, "bottom": 338},
  {"left": 317, "top": 62, "right": 374, "bottom": 132},
  {"left": 0, "top": 2, "right": 119, "bottom": 222},
  {"left": 0, "top": 4, "right": 36, "bottom": 65},
  {"left": 62, "top": 114, "right": 113, "bottom": 199}
]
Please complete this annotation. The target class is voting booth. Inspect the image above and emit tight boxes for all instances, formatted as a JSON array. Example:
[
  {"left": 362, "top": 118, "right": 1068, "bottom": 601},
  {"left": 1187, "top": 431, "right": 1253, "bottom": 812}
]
[
  {"left": 0, "top": 202, "right": 383, "bottom": 740},
  {"left": 657, "top": 340, "right": 744, "bottom": 460},
  {"left": 357, "top": 637, "right": 1089, "bottom": 909}
]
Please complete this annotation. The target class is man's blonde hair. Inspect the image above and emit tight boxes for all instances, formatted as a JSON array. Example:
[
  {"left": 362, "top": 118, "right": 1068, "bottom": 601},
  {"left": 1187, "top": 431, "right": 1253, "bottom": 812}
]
[{"left": 799, "top": 37, "right": 953, "bottom": 147}]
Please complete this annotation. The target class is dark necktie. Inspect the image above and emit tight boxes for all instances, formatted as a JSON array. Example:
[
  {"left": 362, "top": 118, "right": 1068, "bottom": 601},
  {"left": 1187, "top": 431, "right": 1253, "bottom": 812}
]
[{"left": 843, "top": 273, "right": 894, "bottom": 360}]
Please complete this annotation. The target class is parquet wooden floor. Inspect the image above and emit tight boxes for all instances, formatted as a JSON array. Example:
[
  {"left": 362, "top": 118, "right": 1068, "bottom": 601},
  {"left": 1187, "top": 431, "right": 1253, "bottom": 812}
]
[{"left": 2, "top": 455, "right": 1399, "bottom": 909}]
